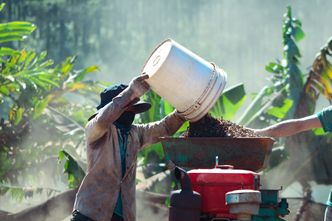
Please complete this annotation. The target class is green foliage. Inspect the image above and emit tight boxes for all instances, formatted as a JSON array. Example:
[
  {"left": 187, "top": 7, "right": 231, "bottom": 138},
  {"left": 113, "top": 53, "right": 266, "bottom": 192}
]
[
  {"left": 0, "top": 182, "right": 60, "bottom": 202},
  {"left": 302, "top": 37, "right": 332, "bottom": 107},
  {"left": 0, "top": 4, "right": 100, "bottom": 197},
  {"left": 266, "top": 98, "right": 293, "bottom": 119},
  {"left": 0, "top": 2, "right": 5, "bottom": 12},
  {"left": 0, "top": 1, "right": 330, "bottom": 198},
  {"left": 210, "top": 83, "right": 246, "bottom": 120},
  {"left": 281, "top": 6, "right": 304, "bottom": 116},
  {"left": 0, "top": 21, "right": 36, "bottom": 43},
  {"left": 313, "top": 127, "right": 327, "bottom": 136},
  {"left": 0, "top": 48, "right": 98, "bottom": 122},
  {"left": 237, "top": 6, "right": 306, "bottom": 168},
  {"left": 242, "top": 6, "right": 305, "bottom": 130},
  {"left": 137, "top": 91, "right": 182, "bottom": 165},
  {"left": 139, "top": 91, "right": 163, "bottom": 123},
  {"left": 0, "top": 3, "right": 36, "bottom": 43},
  {"left": 238, "top": 86, "right": 271, "bottom": 126},
  {"left": 58, "top": 150, "right": 85, "bottom": 189},
  {"left": 242, "top": 8, "right": 332, "bottom": 173},
  {"left": 264, "top": 6, "right": 304, "bottom": 119},
  {"left": 137, "top": 84, "right": 247, "bottom": 165},
  {"left": 137, "top": 83, "right": 247, "bottom": 166},
  {"left": 165, "top": 197, "right": 170, "bottom": 208}
]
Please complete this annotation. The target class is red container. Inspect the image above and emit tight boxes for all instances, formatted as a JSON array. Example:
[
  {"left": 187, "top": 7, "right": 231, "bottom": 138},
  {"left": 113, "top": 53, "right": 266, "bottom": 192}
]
[{"left": 187, "top": 165, "right": 260, "bottom": 218}]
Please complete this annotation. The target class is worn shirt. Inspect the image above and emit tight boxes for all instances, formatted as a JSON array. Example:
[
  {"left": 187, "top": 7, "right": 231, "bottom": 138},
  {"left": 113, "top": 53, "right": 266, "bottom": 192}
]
[
  {"left": 317, "top": 106, "right": 332, "bottom": 132},
  {"left": 316, "top": 108, "right": 332, "bottom": 208},
  {"left": 73, "top": 88, "right": 185, "bottom": 221}
]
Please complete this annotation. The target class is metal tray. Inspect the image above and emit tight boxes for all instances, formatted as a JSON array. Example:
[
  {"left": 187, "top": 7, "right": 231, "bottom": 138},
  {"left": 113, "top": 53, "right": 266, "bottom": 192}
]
[{"left": 160, "top": 137, "right": 274, "bottom": 172}]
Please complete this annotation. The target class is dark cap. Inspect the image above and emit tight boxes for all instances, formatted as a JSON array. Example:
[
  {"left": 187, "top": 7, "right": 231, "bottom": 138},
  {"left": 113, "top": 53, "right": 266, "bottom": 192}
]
[
  {"left": 97, "top": 84, "right": 128, "bottom": 110},
  {"left": 88, "top": 84, "right": 151, "bottom": 121}
]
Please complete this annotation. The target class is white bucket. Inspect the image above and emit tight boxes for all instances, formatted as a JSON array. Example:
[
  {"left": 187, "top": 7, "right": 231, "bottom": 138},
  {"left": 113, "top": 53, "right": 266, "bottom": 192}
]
[{"left": 142, "top": 39, "right": 227, "bottom": 122}]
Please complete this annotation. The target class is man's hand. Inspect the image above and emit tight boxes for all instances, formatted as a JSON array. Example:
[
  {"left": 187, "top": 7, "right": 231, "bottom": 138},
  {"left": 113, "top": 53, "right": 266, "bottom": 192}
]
[
  {"left": 174, "top": 110, "right": 187, "bottom": 122},
  {"left": 129, "top": 73, "right": 150, "bottom": 98}
]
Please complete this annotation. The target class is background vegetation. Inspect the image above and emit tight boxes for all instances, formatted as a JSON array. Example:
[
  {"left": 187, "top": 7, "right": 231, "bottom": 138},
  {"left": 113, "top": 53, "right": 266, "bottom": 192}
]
[
  {"left": 1, "top": 1, "right": 332, "bottom": 221},
  {"left": 1, "top": 0, "right": 332, "bottom": 93}
]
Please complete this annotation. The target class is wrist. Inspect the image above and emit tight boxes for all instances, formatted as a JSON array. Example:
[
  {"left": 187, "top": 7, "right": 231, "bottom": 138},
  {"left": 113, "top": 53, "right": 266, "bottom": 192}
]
[
  {"left": 174, "top": 110, "right": 186, "bottom": 122},
  {"left": 127, "top": 87, "right": 140, "bottom": 100},
  {"left": 252, "top": 129, "right": 265, "bottom": 136}
]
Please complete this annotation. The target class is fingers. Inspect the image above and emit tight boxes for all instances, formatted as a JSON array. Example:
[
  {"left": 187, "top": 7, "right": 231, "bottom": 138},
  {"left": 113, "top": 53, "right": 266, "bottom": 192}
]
[
  {"left": 141, "top": 72, "right": 149, "bottom": 77},
  {"left": 128, "top": 73, "right": 151, "bottom": 97},
  {"left": 141, "top": 81, "right": 150, "bottom": 90},
  {"left": 137, "top": 73, "right": 149, "bottom": 81},
  {"left": 131, "top": 73, "right": 149, "bottom": 83},
  {"left": 135, "top": 73, "right": 150, "bottom": 89}
]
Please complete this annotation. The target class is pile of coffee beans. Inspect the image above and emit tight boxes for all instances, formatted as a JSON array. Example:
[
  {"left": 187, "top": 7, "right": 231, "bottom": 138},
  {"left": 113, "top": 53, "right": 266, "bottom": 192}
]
[{"left": 183, "top": 114, "right": 258, "bottom": 138}]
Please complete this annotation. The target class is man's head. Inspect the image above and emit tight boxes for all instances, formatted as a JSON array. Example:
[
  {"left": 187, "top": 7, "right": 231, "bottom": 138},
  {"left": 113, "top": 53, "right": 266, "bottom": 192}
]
[{"left": 88, "top": 84, "right": 151, "bottom": 126}]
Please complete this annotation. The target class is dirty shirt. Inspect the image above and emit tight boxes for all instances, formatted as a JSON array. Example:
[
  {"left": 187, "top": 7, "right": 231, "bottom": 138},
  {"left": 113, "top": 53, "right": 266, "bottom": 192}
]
[
  {"left": 317, "top": 106, "right": 332, "bottom": 132},
  {"left": 317, "top": 107, "right": 332, "bottom": 208},
  {"left": 72, "top": 89, "right": 184, "bottom": 221}
]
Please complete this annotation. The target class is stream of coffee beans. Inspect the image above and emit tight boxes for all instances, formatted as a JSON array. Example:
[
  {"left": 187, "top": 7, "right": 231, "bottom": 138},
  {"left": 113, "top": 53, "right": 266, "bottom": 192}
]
[{"left": 183, "top": 114, "right": 258, "bottom": 138}]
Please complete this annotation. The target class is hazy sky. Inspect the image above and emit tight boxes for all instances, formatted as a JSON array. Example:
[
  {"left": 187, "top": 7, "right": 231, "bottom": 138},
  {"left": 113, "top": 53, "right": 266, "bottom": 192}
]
[{"left": 94, "top": 0, "right": 332, "bottom": 100}]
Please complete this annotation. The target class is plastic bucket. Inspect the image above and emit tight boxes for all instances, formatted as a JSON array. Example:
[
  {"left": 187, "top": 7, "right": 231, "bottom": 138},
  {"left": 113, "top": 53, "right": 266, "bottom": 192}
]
[{"left": 142, "top": 39, "right": 227, "bottom": 122}]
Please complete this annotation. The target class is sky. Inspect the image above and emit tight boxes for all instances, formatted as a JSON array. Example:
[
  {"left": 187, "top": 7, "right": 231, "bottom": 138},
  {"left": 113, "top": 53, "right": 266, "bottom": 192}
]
[{"left": 95, "top": 0, "right": 332, "bottom": 97}]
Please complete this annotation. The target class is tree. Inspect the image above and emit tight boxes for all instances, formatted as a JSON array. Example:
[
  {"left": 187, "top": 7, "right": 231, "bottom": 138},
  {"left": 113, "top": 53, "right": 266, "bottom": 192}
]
[
  {"left": 252, "top": 10, "right": 332, "bottom": 217},
  {"left": 0, "top": 3, "right": 99, "bottom": 202}
]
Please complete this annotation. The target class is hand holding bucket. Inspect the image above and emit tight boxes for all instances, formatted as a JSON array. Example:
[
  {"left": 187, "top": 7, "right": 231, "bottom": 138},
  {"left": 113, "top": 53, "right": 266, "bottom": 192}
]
[{"left": 142, "top": 39, "right": 227, "bottom": 122}]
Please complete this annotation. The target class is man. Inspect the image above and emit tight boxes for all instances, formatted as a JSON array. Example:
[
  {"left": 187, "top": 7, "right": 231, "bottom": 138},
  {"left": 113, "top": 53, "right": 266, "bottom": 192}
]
[
  {"left": 253, "top": 106, "right": 332, "bottom": 221},
  {"left": 71, "top": 74, "right": 186, "bottom": 221}
]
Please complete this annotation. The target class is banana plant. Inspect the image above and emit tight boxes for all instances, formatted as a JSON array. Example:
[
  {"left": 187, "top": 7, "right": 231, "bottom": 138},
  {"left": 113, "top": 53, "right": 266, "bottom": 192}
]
[
  {"left": 210, "top": 83, "right": 246, "bottom": 120},
  {"left": 0, "top": 3, "right": 100, "bottom": 199},
  {"left": 136, "top": 91, "right": 179, "bottom": 165},
  {"left": 297, "top": 36, "right": 332, "bottom": 117},
  {"left": 262, "top": 37, "right": 332, "bottom": 189},
  {"left": 244, "top": 7, "right": 332, "bottom": 188},
  {"left": 238, "top": 6, "right": 304, "bottom": 129},
  {"left": 0, "top": 3, "right": 36, "bottom": 44}
]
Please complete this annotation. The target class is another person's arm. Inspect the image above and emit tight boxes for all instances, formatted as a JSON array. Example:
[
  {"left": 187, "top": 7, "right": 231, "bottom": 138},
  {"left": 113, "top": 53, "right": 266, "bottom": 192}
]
[
  {"left": 86, "top": 74, "right": 150, "bottom": 143},
  {"left": 253, "top": 115, "right": 322, "bottom": 137}
]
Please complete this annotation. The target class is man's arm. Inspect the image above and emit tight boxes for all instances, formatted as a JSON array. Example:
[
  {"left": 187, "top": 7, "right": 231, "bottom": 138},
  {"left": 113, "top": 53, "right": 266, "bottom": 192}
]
[
  {"left": 86, "top": 74, "right": 150, "bottom": 144},
  {"left": 253, "top": 114, "right": 322, "bottom": 137},
  {"left": 135, "top": 110, "right": 186, "bottom": 149}
]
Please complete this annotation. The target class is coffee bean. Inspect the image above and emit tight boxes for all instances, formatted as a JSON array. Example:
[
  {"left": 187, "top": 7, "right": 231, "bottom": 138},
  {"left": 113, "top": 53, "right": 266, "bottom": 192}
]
[{"left": 183, "top": 114, "right": 259, "bottom": 138}]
